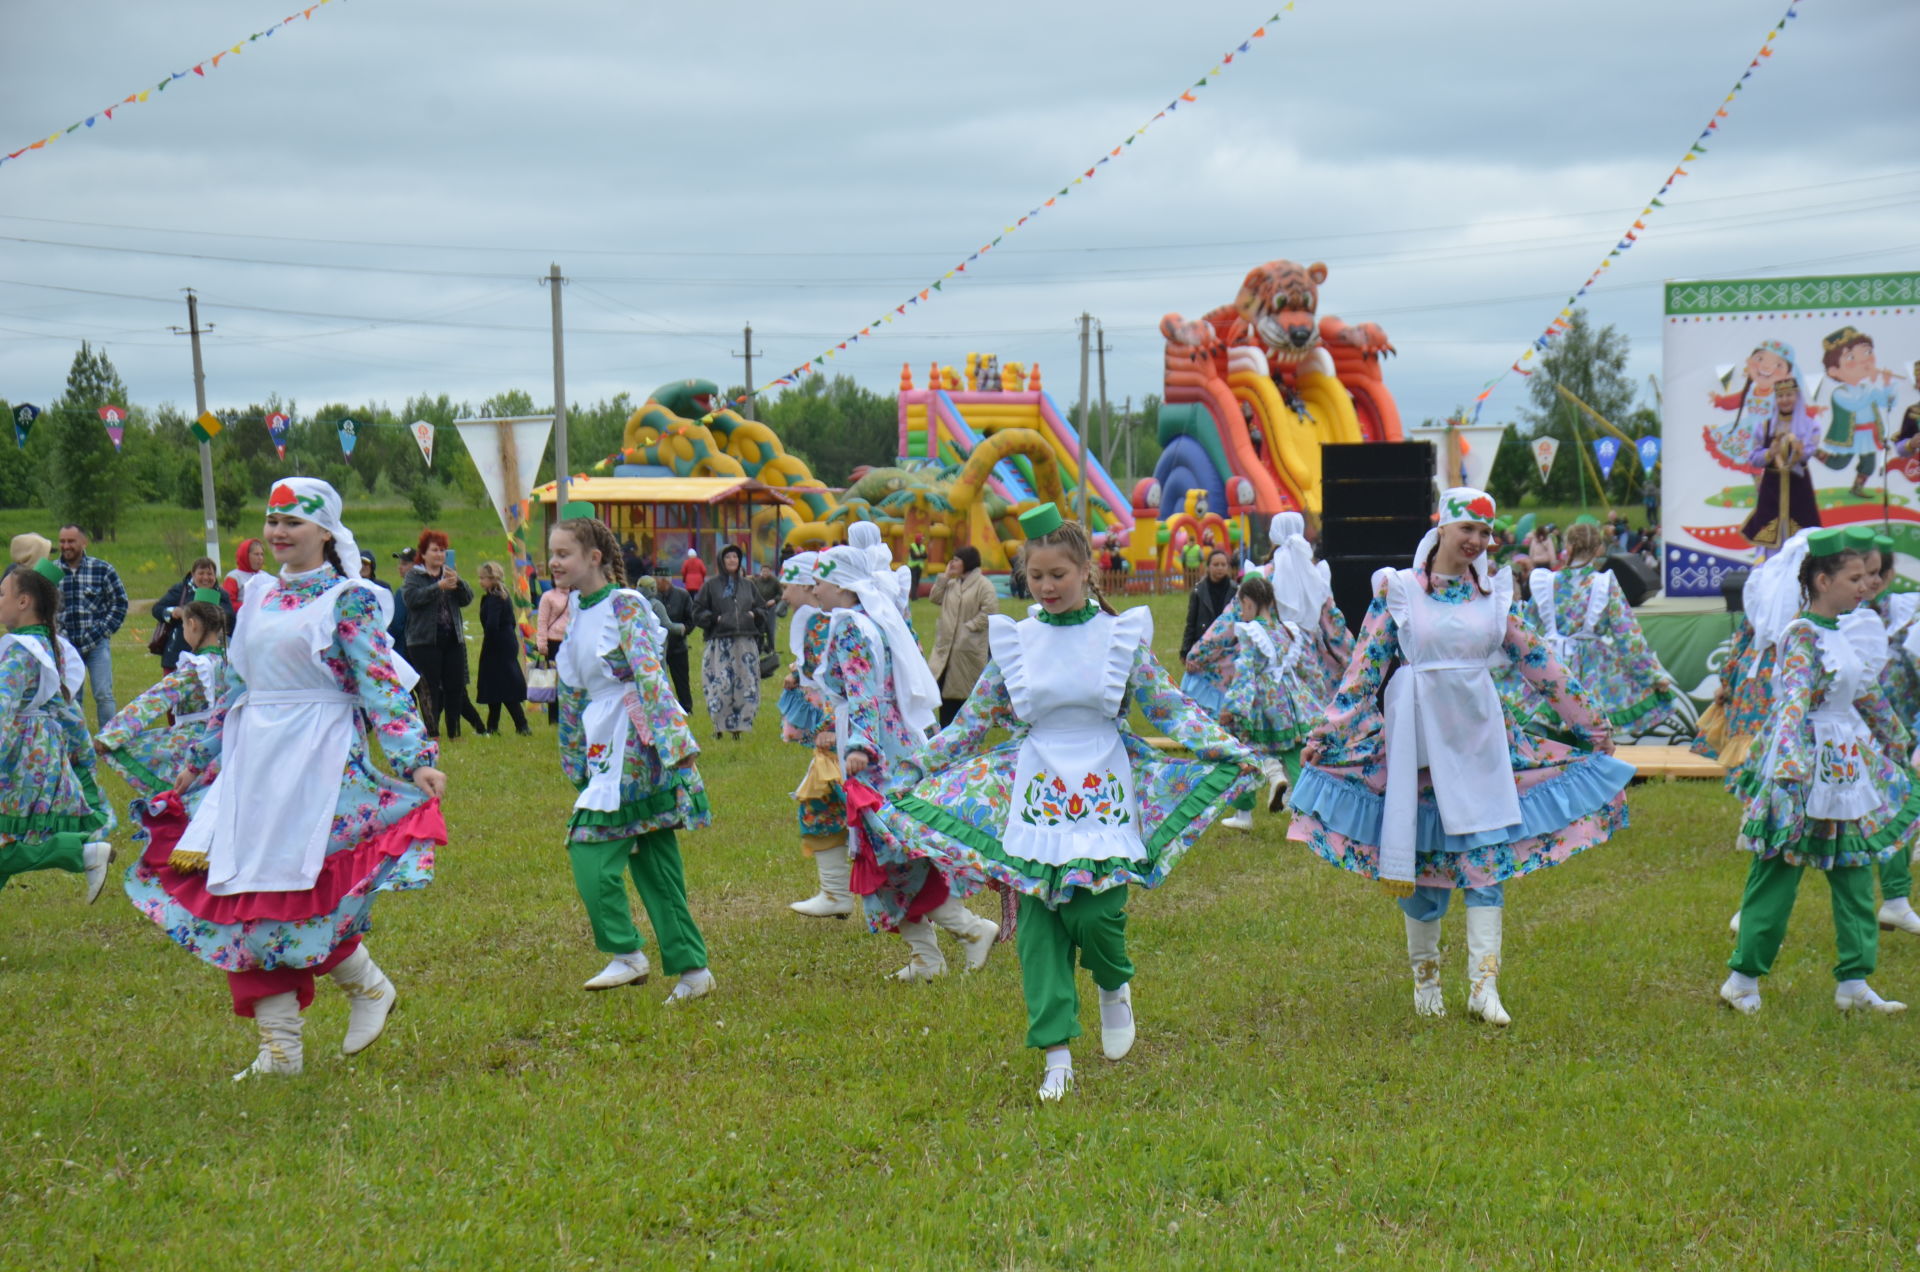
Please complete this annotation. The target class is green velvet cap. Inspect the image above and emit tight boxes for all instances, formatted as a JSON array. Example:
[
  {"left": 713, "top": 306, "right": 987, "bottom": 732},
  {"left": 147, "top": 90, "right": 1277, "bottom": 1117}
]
[
  {"left": 1844, "top": 525, "right": 1877, "bottom": 551},
  {"left": 1018, "top": 502, "right": 1063, "bottom": 539},
  {"left": 559, "top": 501, "right": 596, "bottom": 522},
  {"left": 1806, "top": 528, "right": 1847, "bottom": 558},
  {"left": 31, "top": 559, "right": 62, "bottom": 584},
  {"left": 192, "top": 587, "right": 222, "bottom": 604}
]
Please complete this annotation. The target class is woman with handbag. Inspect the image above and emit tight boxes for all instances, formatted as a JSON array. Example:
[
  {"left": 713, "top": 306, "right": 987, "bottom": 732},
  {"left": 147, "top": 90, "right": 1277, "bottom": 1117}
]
[
  {"left": 535, "top": 575, "right": 572, "bottom": 724},
  {"left": 475, "top": 562, "right": 532, "bottom": 736},
  {"left": 692, "top": 543, "right": 770, "bottom": 739},
  {"left": 401, "top": 531, "right": 488, "bottom": 739}
]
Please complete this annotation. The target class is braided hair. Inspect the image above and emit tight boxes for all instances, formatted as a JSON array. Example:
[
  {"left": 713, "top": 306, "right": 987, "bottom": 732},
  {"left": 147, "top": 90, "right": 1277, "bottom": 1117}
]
[
  {"left": 1799, "top": 546, "right": 1865, "bottom": 610},
  {"left": 552, "top": 516, "right": 627, "bottom": 587},
  {"left": 178, "top": 599, "right": 229, "bottom": 645},
  {"left": 1237, "top": 572, "right": 1275, "bottom": 615},
  {"left": 1024, "top": 514, "right": 1117, "bottom": 615},
  {"left": 6, "top": 566, "right": 68, "bottom": 699}
]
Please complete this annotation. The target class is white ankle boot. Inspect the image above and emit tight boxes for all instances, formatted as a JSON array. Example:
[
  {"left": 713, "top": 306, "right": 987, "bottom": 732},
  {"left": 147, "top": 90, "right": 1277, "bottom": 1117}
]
[
  {"left": 584, "top": 950, "right": 651, "bottom": 991},
  {"left": 1220, "top": 807, "right": 1253, "bottom": 831},
  {"left": 1405, "top": 915, "right": 1445, "bottom": 1017},
  {"left": 1099, "top": 983, "right": 1135, "bottom": 1060},
  {"left": 1262, "top": 760, "right": 1290, "bottom": 813},
  {"left": 1464, "top": 907, "right": 1510, "bottom": 1026},
  {"left": 1836, "top": 979, "right": 1907, "bottom": 1014},
  {"left": 790, "top": 844, "right": 855, "bottom": 919},
  {"left": 328, "top": 946, "right": 397, "bottom": 1056},
  {"left": 890, "top": 920, "right": 946, "bottom": 981},
  {"left": 1878, "top": 897, "right": 1920, "bottom": 935},
  {"left": 233, "top": 992, "right": 304, "bottom": 1080},
  {"left": 81, "top": 841, "right": 114, "bottom": 905},
  {"left": 927, "top": 897, "right": 998, "bottom": 972}
]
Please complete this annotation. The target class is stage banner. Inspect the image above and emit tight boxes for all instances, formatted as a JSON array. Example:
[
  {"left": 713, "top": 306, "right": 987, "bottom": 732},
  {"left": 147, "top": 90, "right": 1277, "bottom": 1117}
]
[{"left": 1661, "top": 270, "right": 1920, "bottom": 597}]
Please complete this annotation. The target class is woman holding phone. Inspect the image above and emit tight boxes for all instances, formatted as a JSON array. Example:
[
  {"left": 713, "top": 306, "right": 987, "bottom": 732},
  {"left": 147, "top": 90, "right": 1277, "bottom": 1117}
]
[{"left": 401, "top": 531, "right": 488, "bottom": 739}]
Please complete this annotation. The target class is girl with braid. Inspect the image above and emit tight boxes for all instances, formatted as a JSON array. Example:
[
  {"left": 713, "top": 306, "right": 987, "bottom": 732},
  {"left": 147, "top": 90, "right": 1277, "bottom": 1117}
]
[
  {"left": 548, "top": 510, "right": 715, "bottom": 1002},
  {"left": 1288, "top": 488, "right": 1633, "bottom": 1027}
]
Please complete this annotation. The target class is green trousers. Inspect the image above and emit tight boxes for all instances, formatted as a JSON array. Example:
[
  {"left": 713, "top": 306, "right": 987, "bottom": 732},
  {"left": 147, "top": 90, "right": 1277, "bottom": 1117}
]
[
  {"left": 1729, "top": 853, "right": 1878, "bottom": 982},
  {"left": 1017, "top": 887, "right": 1134, "bottom": 1050},
  {"left": 1879, "top": 847, "right": 1910, "bottom": 902},
  {"left": 567, "top": 830, "right": 709, "bottom": 976},
  {"left": 0, "top": 833, "right": 86, "bottom": 890}
]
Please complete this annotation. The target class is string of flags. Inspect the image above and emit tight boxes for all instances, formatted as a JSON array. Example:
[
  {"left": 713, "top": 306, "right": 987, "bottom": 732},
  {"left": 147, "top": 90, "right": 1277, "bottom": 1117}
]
[
  {"left": 1469, "top": 0, "right": 1801, "bottom": 422},
  {"left": 730, "top": 5, "right": 1301, "bottom": 410},
  {"left": 6, "top": 398, "right": 444, "bottom": 463},
  {"left": 0, "top": 1, "right": 341, "bottom": 172}
]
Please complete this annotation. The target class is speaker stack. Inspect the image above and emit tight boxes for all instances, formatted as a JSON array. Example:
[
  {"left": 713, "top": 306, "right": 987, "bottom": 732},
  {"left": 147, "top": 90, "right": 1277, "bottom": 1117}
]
[{"left": 1318, "top": 442, "right": 1436, "bottom": 633}]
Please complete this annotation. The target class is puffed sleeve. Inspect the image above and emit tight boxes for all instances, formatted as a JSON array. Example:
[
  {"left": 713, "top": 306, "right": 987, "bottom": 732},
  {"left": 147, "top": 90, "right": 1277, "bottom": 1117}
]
[{"left": 334, "top": 585, "right": 438, "bottom": 778}]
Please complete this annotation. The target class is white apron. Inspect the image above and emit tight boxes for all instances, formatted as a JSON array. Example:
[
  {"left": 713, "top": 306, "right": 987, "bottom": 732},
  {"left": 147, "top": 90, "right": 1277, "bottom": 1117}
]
[
  {"left": 173, "top": 650, "right": 224, "bottom": 727},
  {"left": 993, "top": 608, "right": 1151, "bottom": 867},
  {"left": 1529, "top": 567, "right": 1610, "bottom": 667},
  {"left": 0, "top": 631, "right": 84, "bottom": 718},
  {"left": 1378, "top": 570, "right": 1522, "bottom": 885},
  {"left": 1801, "top": 616, "right": 1880, "bottom": 821},
  {"left": 559, "top": 589, "right": 660, "bottom": 814},
  {"left": 181, "top": 573, "right": 378, "bottom": 895},
  {"left": 1235, "top": 618, "right": 1308, "bottom": 684}
]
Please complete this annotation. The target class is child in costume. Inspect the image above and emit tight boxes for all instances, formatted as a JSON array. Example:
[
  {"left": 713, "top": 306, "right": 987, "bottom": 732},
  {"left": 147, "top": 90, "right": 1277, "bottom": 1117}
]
[
  {"left": 96, "top": 594, "right": 231, "bottom": 819},
  {"left": 1524, "top": 521, "right": 1681, "bottom": 736},
  {"left": 0, "top": 560, "right": 114, "bottom": 905},
  {"left": 870, "top": 503, "right": 1258, "bottom": 1101},
  {"left": 811, "top": 534, "right": 999, "bottom": 980},
  {"left": 778, "top": 551, "right": 853, "bottom": 920},
  {"left": 1719, "top": 529, "right": 1920, "bottom": 1015},
  {"left": 1838, "top": 531, "right": 1920, "bottom": 937},
  {"left": 125, "top": 479, "right": 449, "bottom": 1079},
  {"left": 1185, "top": 573, "right": 1317, "bottom": 830},
  {"left": 1181, "top": 514, "right": 1351, "bottom": 710},
  {"left": 548, "top": 510, "right": 715, "bottom": 1002},
  {"left": 1288, "top": 488, "right": 1634, "bottom": 1026}
]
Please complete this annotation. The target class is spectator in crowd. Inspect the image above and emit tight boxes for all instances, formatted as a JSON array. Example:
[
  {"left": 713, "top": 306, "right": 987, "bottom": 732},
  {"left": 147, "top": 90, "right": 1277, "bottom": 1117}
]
[
  {"left": 634, "top": 574, "right": 675, "bottom": 640},
  {"left": 535, "top": 568, "right": 571, "bottom": 726},
  {"left": 388, "top": 546, "right": 415, "bottom": 666},
  {"left": 692, "top": 543, "right": 771, "bottom": 739},
  {"left": 222, "top": 537, "right": 265, "bottom": 607},
  {"left": 151, "top": 556, "right": 233, "bottom": 672},
  {"left": 655, "top": 575, "right": 694, "bottom": 712},
  {"left": 9, "top": 532, "right": 50, "bottom": 576},
  {"left": 474, "top": 561, "right": 531, "bottom": 736},
  {"left": 1526, "top": 523, "right": 1560, "bottom": 570},
  {"left": 622, "top": 537, "right": 645, "bottom": 588},
  {"left": 907, "top": 534, "right": 929, "bottom": 599},
  {"left": 401, "top": 529, "right": 488, "bottom": 739},
  {"left": 57, "top": 524, "right": 128, "bottom": 727},
  {"left": 681, "top": 547, "right": 707, "bottom": 594},
  {"left": 752, "top": 561, "right": 783, "bottom": 610},
  {"left": 1180, "top": 548, "right": 1235, "bottom": 670},
  {"left": 1181, "top": 539, "right": 1204, "bottom": 572},
  {"left": 927, "top": 544, "right": 997, "bottom": 728}
]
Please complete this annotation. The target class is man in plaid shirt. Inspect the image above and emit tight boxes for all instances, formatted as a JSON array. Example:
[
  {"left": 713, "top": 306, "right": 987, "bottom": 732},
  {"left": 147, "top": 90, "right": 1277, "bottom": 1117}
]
[{"left": 56, "top": 525, "right": 128, "bottom": 727}]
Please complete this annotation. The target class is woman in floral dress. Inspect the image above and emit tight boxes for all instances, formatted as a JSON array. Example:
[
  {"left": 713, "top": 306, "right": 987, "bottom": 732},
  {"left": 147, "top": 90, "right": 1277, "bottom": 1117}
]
[
  {"left": 0, "top": 561, "right": 114, "bottom": 905},
  {"left": 1288, "top": 488, "right": 1634, "bottom": 1027},
  {"left": 97, "top": 595, "right": 231, "bottom": 822},
  {"left": 1523, "top": 521, "right": 1681, "bottom": 736},
  {"left": 125, "top": 479, "right": 448, "bottom": 1080},
  {"left": 1182, "top": 514, "right": 1351, "bottom": 710},
  {"left": 692, "top": 543, "right": 771, "bottom": 739},
  {"left": 548, "top": 512, "right": 714, "bottom": 1003},
  {"left": 870, "top": 504, "right": 1257, "bottom": 1101},
  {"left": 1719, "top": 529, "right": 1920, "bottom": 1016},
  {"left": 776, "top": 552, "right": 853, "bottom": 920},
  {"left": 811, "top": 535, "right": 998, "bottom": 980}
]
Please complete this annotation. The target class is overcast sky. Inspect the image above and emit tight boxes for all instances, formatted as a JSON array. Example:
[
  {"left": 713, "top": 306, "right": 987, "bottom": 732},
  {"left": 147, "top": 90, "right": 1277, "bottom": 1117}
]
[{"left": 0, "top": 0, "right": 1912, "bottom": 441}]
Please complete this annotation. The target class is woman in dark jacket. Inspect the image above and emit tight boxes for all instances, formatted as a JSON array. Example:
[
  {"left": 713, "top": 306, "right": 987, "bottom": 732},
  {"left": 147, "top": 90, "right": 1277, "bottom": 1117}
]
[
  {"left": 474, "top": 561, "right": 531, "bottom": 735},
  {"left": 1178, "top": 548, "right": 1236, "bottom": 712},
  {"left": 400, "top": 529, "right": 488, "bottom": 739},
  {"left": 691, "top": 543, "right": 770, "bottom": 738},
  {"left": 152, "top": 556, "right": 234, "bottom": 671}
]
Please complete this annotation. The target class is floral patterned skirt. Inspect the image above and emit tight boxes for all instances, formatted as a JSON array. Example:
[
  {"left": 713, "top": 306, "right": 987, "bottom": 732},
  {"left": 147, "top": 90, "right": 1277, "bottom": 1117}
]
[
  {"left": 701, "top": 635, "right": 761, "bottom": 734},
  {"left": 1733, "top": 751, "right": 1920, "bottom": 871},
  {"left": 1562, "top": 640, "right": 1681, "bottom": 733},
  {"left": 867, "top": 733, "right": 1252, "bottom": 906},
  {"left": 0, "top": 720, "right": 111, "bottom": 848}
]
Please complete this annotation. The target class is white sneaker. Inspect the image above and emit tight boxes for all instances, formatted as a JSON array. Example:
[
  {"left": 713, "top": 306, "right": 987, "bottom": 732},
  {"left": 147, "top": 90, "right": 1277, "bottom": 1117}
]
[
  {"left": 328, "top": 947, "right": 397, "bottom": 1056},
  {"left": 1878, "top": 898, "right": 1920, "bottom": 935},
  {"left": 232, "top": 992, "right": 304, "bottom": 1080},
  {"left": 583, "top": 951, "right": 651, "bottom": 991},
  {"left": 1835, "top": 980, "right": 1906, "bottom": 1014},
  {"left": 1037, "top": 1059, "right": 1074, "bottom": 1102},
  {"left": 81, "top": 841, "right": 114, "bottom": 906},
  {"left": 1099, "top": 983, "right": 1135, "bottom": 1060},
  {"left": 1220, "top": 808, "right": 1253, "bottom": 831},
  {"left": 1719, "top": 972, "right": 1762, "bottom": 1015},
  {"left": 665, "top": 968, "right": 714, "bottom": 1004}
]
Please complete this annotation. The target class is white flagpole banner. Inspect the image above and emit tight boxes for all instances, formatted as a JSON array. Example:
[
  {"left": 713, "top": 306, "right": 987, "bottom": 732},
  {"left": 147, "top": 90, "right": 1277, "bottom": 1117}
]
[
  {"left": 1531, "top": 436, "right": 1560, "bottom": 483},
  {"left": 411, "top": 419, "right": 436, "bottom": 467},
  {"left": 454, "top": 415, "right": 554, "bottom": 533}
]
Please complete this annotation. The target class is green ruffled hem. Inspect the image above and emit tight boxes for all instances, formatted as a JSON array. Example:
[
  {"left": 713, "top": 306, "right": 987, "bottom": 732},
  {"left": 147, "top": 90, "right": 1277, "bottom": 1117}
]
[
  {"left": 569, "top": 784, "right": 710, "bottom": 831},
  {"left": 1231, "top": 723, "right": 1313, "bottom": 750},
  {"left": 1605, "top": 686, "right": 1679, "bottom": 729},
  {"left": 1735, "top": 777, "right": 1920, "bottom": 867},
  {"left": 102, "top": 749, "right": 167, "bottom": 797},
  {"left": 0, "top": 805, "right": 108, "bottom": 836}
]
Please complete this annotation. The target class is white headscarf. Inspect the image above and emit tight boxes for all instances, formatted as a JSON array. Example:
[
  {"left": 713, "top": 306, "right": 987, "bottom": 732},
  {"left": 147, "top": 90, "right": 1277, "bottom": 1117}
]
[
  {"left": 264, "top": 477, "right": 392, "bottom": 626},
  {"left": 1411, "top": 486, "right": 1498, "bottom": 589},
  {"left": 821, "top": 543, "right": 938, "bottom": 733},
  {"left": 1746, "top": 527, "right": 1818, "bottom": 650},
  {"left": 846, "top": 520, "right": 910, "bottom": 615},
  {"left": 781, "top": 551, "right": 820, "bottom": 586},
  {"left": 1265, "top": 511, "right": 1331, "bottom": 626}
]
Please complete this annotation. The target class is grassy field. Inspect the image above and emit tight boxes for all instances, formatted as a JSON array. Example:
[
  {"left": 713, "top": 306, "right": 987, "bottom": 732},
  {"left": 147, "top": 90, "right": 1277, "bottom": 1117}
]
[{"left": 2, "top": 589, "right": 1915, "bottom": 1270}]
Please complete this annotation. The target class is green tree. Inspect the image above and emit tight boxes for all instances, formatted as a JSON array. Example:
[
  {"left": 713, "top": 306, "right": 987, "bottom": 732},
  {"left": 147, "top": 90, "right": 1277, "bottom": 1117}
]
[
  {"left": 0, "top": 397, "right": 48, "bottom": 508},
  {"left": 1485, "top": 423, "right": 1534, "bottom": 509},
  {"left": 1519, "top": 310, "right": 1636, "bottom": 510},
  {"left": 757, "top": 374, "right": 897, "bottom": 486},
  {"left": 48, "top": 343, "right": 128, "bottom": 538}
]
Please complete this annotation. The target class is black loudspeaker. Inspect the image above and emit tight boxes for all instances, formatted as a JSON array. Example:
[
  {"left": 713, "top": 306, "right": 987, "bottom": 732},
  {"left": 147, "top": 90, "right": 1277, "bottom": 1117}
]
[
  {"left": 1719, "top": 567, "right": 1750, "bottom": 613},
  {"left": 1605, "top": 551, "right": 1661, "bottom": 607},
  {"left": 1319, "top": 442, "right": 1436, "bottom": 632}
]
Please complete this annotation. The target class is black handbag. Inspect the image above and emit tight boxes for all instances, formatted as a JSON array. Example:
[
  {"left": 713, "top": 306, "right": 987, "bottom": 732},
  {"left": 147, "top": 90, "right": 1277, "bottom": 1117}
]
[
  {"left": 147, "top": 616, "right": 179, "bottom": 657},
  {"left": 756, "top": 610, "right": 780, "bottom": 679}
]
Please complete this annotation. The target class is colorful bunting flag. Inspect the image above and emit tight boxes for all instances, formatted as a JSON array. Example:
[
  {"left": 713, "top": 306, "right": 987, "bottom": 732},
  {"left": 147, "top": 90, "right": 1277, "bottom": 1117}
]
[
  {"left": 12, "top": 402, "right": 39, "bottom": 449},
  {"left": 98, "top": 403, "right": 126, "bottom": 450},
  {"left": 1636, "top": 435, "right": 1662, "bottom": 471},
  {"left": 266, "top": 410, "right": 291, "bottom": 460},
  {"left": 1592, "top": 436, "right": 1622, "bottom": 481},
  {"left": 191, "top": 410, "right": 223, "bottom": 444},
  {"left": 1531, "top": 436, "right": 1560, "bottom": 483},
  {"left": 411, "top": 419, "right": 435, "bottom": 467},
  {"left": 337, "top": 417, "right": 358, "bottom": 456}
]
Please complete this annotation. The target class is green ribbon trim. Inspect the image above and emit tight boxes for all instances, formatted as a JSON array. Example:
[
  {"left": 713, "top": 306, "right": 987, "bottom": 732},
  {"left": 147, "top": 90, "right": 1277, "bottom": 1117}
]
[
  {"left": 568, "top": 779, "right": 708, "bottom": 831},
  {"left": 1603, "top": 685, "right": 1679, "bottom": 729},
  {"left": 1735, "top": 774, "right": 1920, "bottom": 864},
  {"left": 0, "top": 799, "right": 108, "bottom": 837},
  {"left": 11, "top": 624, "right": 49, "bottom": 638},
  {"left": 1229, "top": 722, "right": 1313, "bottom": 749},
  {"left": 1033, "top": 601, "right": 1099, "bottom": 627},
  {"left": 102, "top": 748, "right": 167, "bottom": 796},
  {"left": 578, "top": 583, "right": 615, "bottom": 610},
  {"left": 1799, "top": 610, "right": 1839, "bottom": 630}
]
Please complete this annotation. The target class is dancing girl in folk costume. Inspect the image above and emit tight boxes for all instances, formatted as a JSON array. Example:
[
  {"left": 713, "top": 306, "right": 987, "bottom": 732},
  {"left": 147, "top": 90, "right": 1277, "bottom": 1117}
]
[
  {"left": 776, "top": 551, "right": 853, "bottom": 921},
  {"left": 1693, "top": 531, "right": 1816, "bottom": 773},
  {"left": 96, "top": 595, "right": 231, "bottom": 820},
  {"left": 1184, "top": 573, "right": 1318, "bottom": 830},
  {"left": 125, "top": 479, "right": 449, "bottom": 1080},
  {"left": 1523, "top": 521, "right": 1681, "bottom": 736},
  {"left": 871, "top": 504, "right": 1258, "bottom": 1101},
  {"left": 810, "top": 534, "right": 999, "bottom": 980},
  {"left": 548, "top": 510, "right": 715, "bottom": 1002},
  {"left": 1719, "top": 529, "right": 1920, "bottom": 1016},
  {"left": 1287, "top": 488, "right": 1635, "bottom": 1026},
  {"left": 0, "top": 561, "right": 114, "bottom": 905}
]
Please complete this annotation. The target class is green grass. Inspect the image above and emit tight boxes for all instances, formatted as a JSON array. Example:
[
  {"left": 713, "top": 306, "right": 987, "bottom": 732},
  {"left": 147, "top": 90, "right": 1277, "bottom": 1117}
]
[{"left": 3, "top": 593, "right": 1915, "bottom": 1269}]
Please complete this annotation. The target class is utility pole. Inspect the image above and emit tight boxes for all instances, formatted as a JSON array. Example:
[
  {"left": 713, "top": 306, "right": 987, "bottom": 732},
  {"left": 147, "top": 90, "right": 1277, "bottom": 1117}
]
[
  {"left": 1075, "top": 313, "right": 1092, "bottom": 526},
  {"left": 1095, "top": 323, "right": 1113, "bottom": 480},
  {"left": 545, "top": 263, "right": 571, "bottom": 507},
  {"left": 731, "top": 323, "right": 758, "bottom": 420},
  {"left": 1122, "top": 395, "right": 1133, "bottom": 488},
  {"left": 174, "top": 289, "right": 220, "bottom": 566}
]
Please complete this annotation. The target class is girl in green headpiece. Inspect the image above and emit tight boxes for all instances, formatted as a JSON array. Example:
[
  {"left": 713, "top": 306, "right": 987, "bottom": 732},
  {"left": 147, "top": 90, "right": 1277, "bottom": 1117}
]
[{"left": 96, "top": 596, "right": 233, "bottom": 815}]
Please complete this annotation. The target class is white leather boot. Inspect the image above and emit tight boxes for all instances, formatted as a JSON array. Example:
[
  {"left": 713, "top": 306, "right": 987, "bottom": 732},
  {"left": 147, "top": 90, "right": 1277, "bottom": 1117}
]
[
  {"left": 1405, "top": 915, "right": 1444, "bottom": 1017},
  {"left": 81, "top": 841, "right": 114, "bottom": 905},
  {"left": 890, "top": 920, "right": 946, "bottom": 981},
  {"left": 789, "top": 844, "right": 855, "bottom": 919},
  {"left": 927, "top": 897, "right": 998, "bottom": 971},
  {"left": 328, "top": 946, "right": 397, "bottom": 1056},
  {"left": 583, "top": 949, "right": 651, "bottom": 991},
  {"left": 1464, "top": 906, "right": 1511, "bottom": 1026},
  {"left": 1220, "top": 807, "right": 1254, "bottom": 831},
  {"left": 233, "top": 992, "right": 304, "bottom": 1080},
  {"left": 1262, "top": 759, "right": 1290, "bottom": 813}
]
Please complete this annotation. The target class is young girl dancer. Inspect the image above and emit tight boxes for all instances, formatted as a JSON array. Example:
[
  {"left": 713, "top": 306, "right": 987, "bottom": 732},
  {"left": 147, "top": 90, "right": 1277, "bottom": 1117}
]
[
  {"left": 811, "top": 536, "right": 999, "bottom": 980},
  {"left": 1288, "top": 488, "right": 1635, "bottom": 1025},
  {"left": 1184, "top": 573, "right": 1318, "bottom": 829},
  {"left": 1525, "top": 520, "right": 1681, "bottom": 736},
  {"left": 1837, "top": 531, "right": 1920, "bottom": 936},
  {"left": 0, "top": 561, "right": 113, "bottom": 904},
  {"left": 96, "top": 594, "right": 230, "bottom": 814},
  {"left": 872, "top": 503, "right": 1258, "bottom": 1100},
  {"left": 1720, "top": 529, "right": 1920, "bottom": 1015},
  {"left": 549, "top": 512, "right": 715, "bottom": 1002},
  {"left": 125, "top": 479, "right": 448, "bottom": 1079},
  {"left": 777, "top": 551, "right": 852, "bottom": 919},
  {"left": 1181, "top": 514, "right": 1351, "bottom": 712}
]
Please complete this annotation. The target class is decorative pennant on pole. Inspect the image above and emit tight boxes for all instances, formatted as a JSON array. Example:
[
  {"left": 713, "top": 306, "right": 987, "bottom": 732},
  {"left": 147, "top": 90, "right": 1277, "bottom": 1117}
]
[
  {"left": 1592, "top": 435, "right": 1622, "bottom": 482},
  {"left": 12, "top": 402, "right": 39, "bottom": 449},
  {"left": 1636, "top": 435, "right": 1662, "bottom": 471},
  {"left": 1531, "top": 436, "right": 1560, "bottom": 483},
  {"left": 97, "top": 404, "right": 125, "bottom": 451},
  {"left": 337, "top": 417, "right": 358, "bottom": 456},
  {"left": 265, "top": 410, "right": 291, "bottom": 460},
  {"left": 410, "top": 419, "right": 436, "bottom": 467},
  {"left": 191, "top": 411, "right": 223, "bottom": 444}
]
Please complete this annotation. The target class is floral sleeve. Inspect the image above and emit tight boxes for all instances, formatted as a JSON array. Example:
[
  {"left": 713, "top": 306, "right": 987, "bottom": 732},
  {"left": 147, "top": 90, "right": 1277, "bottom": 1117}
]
[
  {"left": 800, "top": 610, "right": 832, "bottom": 678},
  {"left": 1132, "top": 647, "right": 1256, "bottom": 767},
  {"left": 613, "top": 592, "right": 698, "bottom": 767},
  {"left": 1502, "top": 618, "right": 1610, "bottom": 745},
  {"left": 331, "top": 585, "right": 438, "bottom": 779},
  {"left": 0, "top": 644, "right": 36, "bottom": 715},
  {"left": 1317, "top": 599, "right": 1356, "bottom": 677},
  {"left": 1184, "top": 616, "right": 1239, "bottom": 681},
  {"left": 557, "top": 675, "right": 588, "bottom": 790},
  {"left": 818, "top": 617, "right": 887, "bottom": 760},
  {"left": 911, "top": 662, "right": 1017, "bottom": 779},
  {"left": 1599, "top": 579, "right": 1675, "bottom": 692},
  {"left": 1308, "top": 591, "right": 1398, "bottom": 767},
  {"left": 97, "top": 667, "right": 206, "bottom": 752},
  {"left": 1857, "top": 676, "right": 1911, "bottom": 761},
  {"left": 1767, "top": 624, "right": 1821, "bottom": 785}
]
